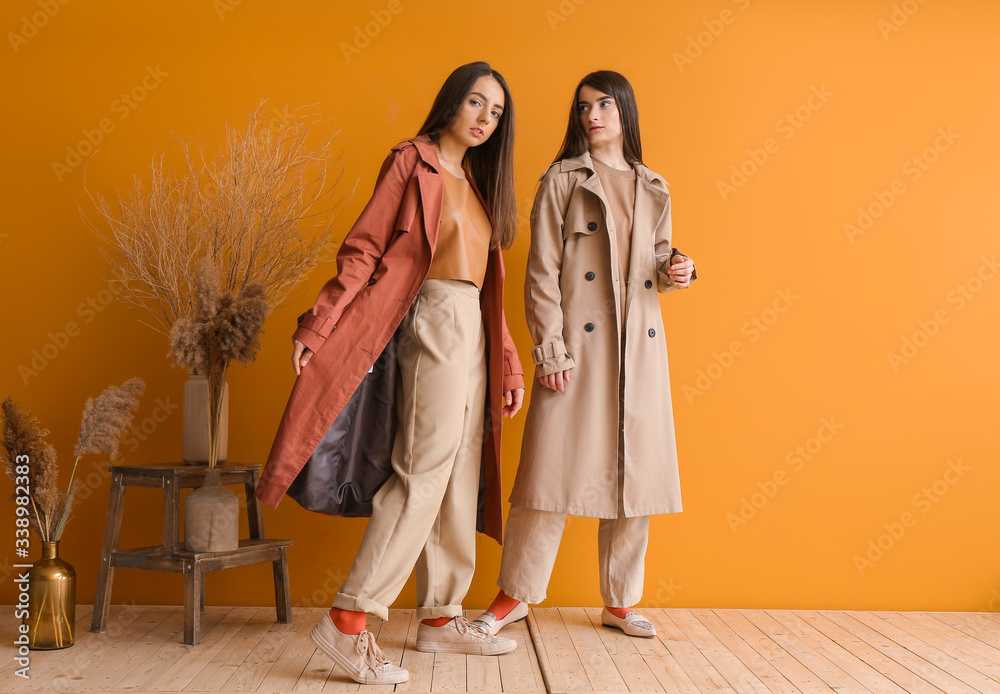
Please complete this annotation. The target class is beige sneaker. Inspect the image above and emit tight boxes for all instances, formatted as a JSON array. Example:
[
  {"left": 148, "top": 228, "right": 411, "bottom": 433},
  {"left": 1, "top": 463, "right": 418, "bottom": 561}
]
[
  {"left": 416, "top": 616, "right": 517, "bottom": 655},
  {"left": 601, "top": 607, "right": 656, "bottom": 638},
  {"left": 472, "top": 600, "right": 529, "bottom": 636},
  {"left": 310, "top": 613, "right": 409, "bottom": 684}
]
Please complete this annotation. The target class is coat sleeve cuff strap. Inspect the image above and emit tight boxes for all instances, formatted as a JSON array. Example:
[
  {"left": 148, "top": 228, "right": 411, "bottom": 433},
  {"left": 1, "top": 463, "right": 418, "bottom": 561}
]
[
  {"left": 531, "top": 338, "right": 569, "bottom": 366},
  {"left": 297, "top": 312, "right": 335, "bottom": 337}
]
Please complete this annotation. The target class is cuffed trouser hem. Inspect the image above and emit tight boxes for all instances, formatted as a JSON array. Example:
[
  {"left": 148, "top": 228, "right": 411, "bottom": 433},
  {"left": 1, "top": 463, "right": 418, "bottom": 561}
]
[
  {"left": 495, "top": 578, "right": 546, "bottom": 606},
  {"left": 416, "top": 603, "right": 464, "bottom": 620},
  {"left": 333, "top": 592, "right": 389, "bottom": 623}
]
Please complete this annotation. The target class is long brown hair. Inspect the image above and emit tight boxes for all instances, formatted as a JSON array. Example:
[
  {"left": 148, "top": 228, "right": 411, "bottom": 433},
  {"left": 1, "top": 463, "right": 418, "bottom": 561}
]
[
  {"left": 417, "top": 61, "right": 516, "bottom": 250},
  {"left": 553, "top": 70, "right": 643, "bottom": 166}
]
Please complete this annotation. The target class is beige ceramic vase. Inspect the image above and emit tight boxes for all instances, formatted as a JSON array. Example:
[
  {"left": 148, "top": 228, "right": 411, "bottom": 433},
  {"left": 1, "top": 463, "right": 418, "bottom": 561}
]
[
  {"left": 182, "top": 375, "right": 228, "bottom": 464},
  {"left": 183, "top": 468, "right": 240, "bottom": 552}
]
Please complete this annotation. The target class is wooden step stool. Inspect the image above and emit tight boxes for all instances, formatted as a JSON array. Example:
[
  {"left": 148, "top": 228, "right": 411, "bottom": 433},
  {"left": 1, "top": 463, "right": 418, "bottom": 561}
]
[{"left": 91, "top": 463, "right": 292, "bottom": 645}]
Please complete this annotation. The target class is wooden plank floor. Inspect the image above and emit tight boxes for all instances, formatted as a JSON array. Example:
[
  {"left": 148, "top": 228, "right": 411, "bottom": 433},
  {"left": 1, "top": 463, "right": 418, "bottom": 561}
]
[
  {"left": 0, "top": 606, "right": 544, "bottom": 693},
  {"left": 529, "top": 608, "right": 1000, "bottom": 694},
  {"left": 1, "top": 606, "right": 998, "bottom": 693}
]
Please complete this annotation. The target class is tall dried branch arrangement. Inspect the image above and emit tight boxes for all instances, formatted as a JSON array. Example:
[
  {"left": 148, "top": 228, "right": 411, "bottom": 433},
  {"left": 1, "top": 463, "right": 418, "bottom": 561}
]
[
  {"left": 1, "top": 378, "right": 145, "bottom": 542},
  {"left": 168, "top": 256, "right": 268, "bottom": 468},
  {"left": 83, "top": 99, "right": 351, "bottom": 337}
]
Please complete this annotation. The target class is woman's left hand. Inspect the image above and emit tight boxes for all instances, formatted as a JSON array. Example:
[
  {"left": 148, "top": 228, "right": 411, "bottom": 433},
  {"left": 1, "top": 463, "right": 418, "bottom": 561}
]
[
  {"left": 503, "top": 388, "right": 525, "bottom": 418},
  {"left": 668, "top": 254, "right": 695, "bottom": 288}
]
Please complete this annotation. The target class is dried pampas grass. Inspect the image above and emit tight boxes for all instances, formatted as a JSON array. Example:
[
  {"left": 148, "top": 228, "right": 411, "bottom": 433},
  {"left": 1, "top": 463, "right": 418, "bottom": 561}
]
[
  {"left": 75, "top": 377, "right": 146, "bottom": 460},
  {"left": 1, "top": 379, "right": 145, "bottom": 542},
  {"left": 167, "top": 257, "right": 270, "bottom": 467},
  {"left": 0, "top": 398, "right": 60, "bottom": 539}
]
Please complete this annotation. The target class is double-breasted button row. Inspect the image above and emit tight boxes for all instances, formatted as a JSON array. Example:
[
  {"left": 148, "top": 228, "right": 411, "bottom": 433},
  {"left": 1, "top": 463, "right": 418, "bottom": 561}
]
[{"left": 581, "top": 322, "right": 655, "bottom": 337}]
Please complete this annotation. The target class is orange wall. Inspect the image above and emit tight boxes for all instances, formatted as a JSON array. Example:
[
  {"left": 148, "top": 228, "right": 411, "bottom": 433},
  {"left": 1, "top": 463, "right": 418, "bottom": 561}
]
[{"left": 2, "top": 0, "right": 999, "bottom": 616}]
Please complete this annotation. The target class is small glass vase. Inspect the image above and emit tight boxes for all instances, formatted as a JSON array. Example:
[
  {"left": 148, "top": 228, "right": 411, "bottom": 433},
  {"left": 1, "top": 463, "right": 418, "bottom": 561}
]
[{"left": 25, "top": 540, "right": 76, "bottom": 650}]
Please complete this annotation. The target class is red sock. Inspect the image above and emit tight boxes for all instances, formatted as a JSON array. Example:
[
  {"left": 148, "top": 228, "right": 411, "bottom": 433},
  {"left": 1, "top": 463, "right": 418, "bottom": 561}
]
[
  {"left": 605, "top": 605, "right": 632, "bottom": 619},
  {"left": 487, "top": 590, "right": 522, "bottom": 619},
  {"left": 329, "top": 606, "right": 367, "bottom": 635},
  {"left": 421, "top": 616, "right": 453, "bottom": 627}
]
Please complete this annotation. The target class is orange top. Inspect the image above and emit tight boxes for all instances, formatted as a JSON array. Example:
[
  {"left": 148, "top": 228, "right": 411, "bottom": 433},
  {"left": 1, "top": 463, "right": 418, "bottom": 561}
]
[
  {"left": 593, "top": 156, "right": 636, "bottom": 330},
  {"left": 426, "top": 168, "right": 493, "bottom": 289}
]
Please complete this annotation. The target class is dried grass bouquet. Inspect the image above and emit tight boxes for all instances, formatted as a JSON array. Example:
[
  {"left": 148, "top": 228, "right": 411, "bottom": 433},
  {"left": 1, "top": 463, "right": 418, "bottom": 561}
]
[
  {"left": 1, "top": 378, "right": 145, "bottom": 542},
  {"left": 84, "top": 100, "right": 349, "bottom": 467}
]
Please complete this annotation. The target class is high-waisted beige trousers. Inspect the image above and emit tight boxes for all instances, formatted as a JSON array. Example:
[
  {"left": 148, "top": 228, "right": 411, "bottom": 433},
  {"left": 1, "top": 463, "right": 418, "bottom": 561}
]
[{"left": 333, "top": 279, "right": 487, "bottom": 621}]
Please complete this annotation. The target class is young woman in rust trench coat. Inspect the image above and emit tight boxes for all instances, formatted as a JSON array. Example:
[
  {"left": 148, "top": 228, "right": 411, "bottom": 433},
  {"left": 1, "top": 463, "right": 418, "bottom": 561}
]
[
  {"left": 473, "top": 71, "right": 697, "bottom": 639},
  {"left": 254, "top": 62, "right": 526, "bottom": 684}
]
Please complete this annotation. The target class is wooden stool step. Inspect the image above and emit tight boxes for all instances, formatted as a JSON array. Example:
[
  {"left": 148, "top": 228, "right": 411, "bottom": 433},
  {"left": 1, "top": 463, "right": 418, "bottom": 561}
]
[{"left": 91, "top": 464, "right": 292, "bottom": 645}]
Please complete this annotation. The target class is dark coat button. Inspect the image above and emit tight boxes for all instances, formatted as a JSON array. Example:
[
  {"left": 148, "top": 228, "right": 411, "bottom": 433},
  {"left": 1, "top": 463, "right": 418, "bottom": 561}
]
[
  {"left": 645, "top": 279, "right": 653, "bottom": 289},
  {"left": 587, "top": 221, "right": 598, "bottom": 231},
  {"left": 585, "top": 271, "right": 595, "bottom": 281},
  {"left": 585, "top": 322, "right": 595, "bottom": 332},
  {"left": 296, "top": 315, "right": 304, "bottom": 324},
  {"left": 648, "top": 328, "right": 656, "bottom": 337}
]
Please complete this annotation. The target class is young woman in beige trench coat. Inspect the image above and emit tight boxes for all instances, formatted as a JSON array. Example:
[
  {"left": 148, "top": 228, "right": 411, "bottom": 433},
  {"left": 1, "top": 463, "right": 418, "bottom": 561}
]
[{"left": 473, "top": 70, "right": 697, "bottom": 639}]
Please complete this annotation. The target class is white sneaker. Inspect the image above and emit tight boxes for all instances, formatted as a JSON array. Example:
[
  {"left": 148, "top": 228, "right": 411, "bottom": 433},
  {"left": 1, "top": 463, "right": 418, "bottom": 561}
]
[
  {"left": 310, "top": 613, "right": 409, "bottom": 684},
  {"left": 472, "top": 600, "right": 529, "bottom": 636},
  {"left": 601, "top": 607, "right": 656, "bottom": 638},
  {"left": 416, "top": 616, "right": 517, "bottom": 655}
]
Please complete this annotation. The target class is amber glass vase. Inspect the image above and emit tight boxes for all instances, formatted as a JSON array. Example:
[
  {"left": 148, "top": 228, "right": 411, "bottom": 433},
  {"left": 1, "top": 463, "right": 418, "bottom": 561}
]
[{"left": 25, "top": 540, "right": 76, "bottom": 649}]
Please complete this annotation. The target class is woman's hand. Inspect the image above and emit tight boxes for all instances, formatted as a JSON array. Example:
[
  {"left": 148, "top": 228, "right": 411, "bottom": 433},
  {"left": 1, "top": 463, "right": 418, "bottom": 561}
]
[
  {"left": 539, "top": 369, "right": 573, "bottom": 393},
  {"left": 668, "top": 254, "right": 695, "bottom": 288},
  {"left": 503, "top": 388, "right": 525, "bottom": 418},
  {"left": 293, "top": 339, "right": 314, "bottom": 376}
]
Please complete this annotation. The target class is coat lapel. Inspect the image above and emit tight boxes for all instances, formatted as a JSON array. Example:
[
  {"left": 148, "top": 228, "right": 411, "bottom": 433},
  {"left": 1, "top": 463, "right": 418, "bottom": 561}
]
[
  {"left": 624, "top": 174, "right": 669, "bottom": 319},
  {"left": 568, "top": 152, "right": 625, "bottom": 333},
  {"left": 417, "top": 172, "right": 441, "bottom": 252}
]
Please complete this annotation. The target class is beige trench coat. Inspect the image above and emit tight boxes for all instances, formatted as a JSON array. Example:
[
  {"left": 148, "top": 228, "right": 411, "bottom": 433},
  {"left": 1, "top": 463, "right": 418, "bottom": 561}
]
[{"left": 508, "top": 151, "right": 691, "bottom": 518}]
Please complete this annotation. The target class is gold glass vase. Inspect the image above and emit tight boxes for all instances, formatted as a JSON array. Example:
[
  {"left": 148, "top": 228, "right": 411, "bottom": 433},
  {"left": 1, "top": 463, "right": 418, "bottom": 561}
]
[{"left": 25, "top": 540, "right": 76, "bottom": 649}]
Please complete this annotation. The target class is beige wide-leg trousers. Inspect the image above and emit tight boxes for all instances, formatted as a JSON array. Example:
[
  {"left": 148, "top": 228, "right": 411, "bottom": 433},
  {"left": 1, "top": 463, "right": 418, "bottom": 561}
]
[{"left": 333, "top": 279, "right": 487, "bottom": 622}]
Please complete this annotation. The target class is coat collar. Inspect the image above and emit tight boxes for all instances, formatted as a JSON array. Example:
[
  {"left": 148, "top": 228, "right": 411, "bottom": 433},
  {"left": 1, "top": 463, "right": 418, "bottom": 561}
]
[
  {"left": 559, "top": 150, "right": 667, "bottom": 187},
  {"left": 391, "top": 136, "right": 443, "bottom": 173},
  {"left": 393, "top": 136, "right": 497, "bottom": 253},
  {"left": 405, "top": 135, "right": 488, "bottom": 207},
  {"left": 410, "top": 136, "right": 441, "bottom": 172}
]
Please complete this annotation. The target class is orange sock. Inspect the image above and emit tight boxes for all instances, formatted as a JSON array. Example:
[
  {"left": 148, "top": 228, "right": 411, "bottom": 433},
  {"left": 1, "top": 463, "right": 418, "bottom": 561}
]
[
  {"left": 421, "top": 617, "right": 453, "bottom": 627},
  {"left": 486, "top": 590, "right": 522, "bottom": 619},
  {"left": 329, "top": 606, "right": 367, "bottom": 635},
  {"left": 605, "top": 605, "right": 631, "bottom": 619}
]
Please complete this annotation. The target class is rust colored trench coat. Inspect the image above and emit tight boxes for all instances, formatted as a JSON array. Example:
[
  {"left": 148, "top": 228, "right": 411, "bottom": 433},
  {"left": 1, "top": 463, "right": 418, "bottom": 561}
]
[
  {"left": 255, "top": 138, "right": 524, "bottom": 543},
  {"left": 509, "top": 151, "right": 694, "bottom": 519}
]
